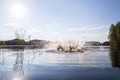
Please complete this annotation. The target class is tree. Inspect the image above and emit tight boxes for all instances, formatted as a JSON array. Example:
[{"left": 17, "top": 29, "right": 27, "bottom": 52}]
[
  {"left": 109, "top": 22, "right": 120, "bottom": 68},
  {"left": 15, "top": 28, "right": 26, "bottom": 40},
  {"left": 109, "top": 21, "right": 120, "bottom": 48},
  {"left": 14, "top": 28, "right": 26, "bottom": 45},
  {"left": 116, "top": 22, "right": 120, "bottom": 47}
]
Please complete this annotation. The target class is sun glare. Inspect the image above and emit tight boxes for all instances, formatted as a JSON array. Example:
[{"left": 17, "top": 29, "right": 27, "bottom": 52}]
[
  {"left": 13, "top": 77, "right": 21, "bottom": 80},
  {"left": 10, "top": 2, "right": 26, "bottom": 19}
]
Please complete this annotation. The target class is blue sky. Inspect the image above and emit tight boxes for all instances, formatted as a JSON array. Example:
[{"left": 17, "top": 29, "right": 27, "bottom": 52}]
[{"left": 0, "top": 0, "right": 120, "bottom": 42}]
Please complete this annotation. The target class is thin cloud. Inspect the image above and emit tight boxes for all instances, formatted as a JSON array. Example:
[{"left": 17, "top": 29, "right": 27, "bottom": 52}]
[
  {"left": 81, "top": 32, "right": 108, "bottom": 42},
  {"left": 27, "top": 28, "right": 39, "bottom": 35},
  {"left": 48, "top": 32, "right": 60, "bottom": 35},
  {"left": 68, "top": 26, "right": 108, "bottom": 31},
  {"left": 4, "top": 23, "right": 20, "bottom": 28}
]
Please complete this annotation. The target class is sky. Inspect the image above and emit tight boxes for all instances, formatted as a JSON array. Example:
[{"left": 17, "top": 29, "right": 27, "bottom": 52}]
[{"left": 0, "top": 0, "right": 120, "bottom": 42}]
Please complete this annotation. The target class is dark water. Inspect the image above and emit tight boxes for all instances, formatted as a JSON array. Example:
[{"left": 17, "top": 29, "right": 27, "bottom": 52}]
[{"left": 0, "top": 47, "right": 120, "bottom": 80}]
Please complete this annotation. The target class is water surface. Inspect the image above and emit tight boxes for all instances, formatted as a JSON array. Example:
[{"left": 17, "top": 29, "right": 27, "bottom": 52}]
[{"left": 0, "top": 47, "right": 120, "bottom": 80}]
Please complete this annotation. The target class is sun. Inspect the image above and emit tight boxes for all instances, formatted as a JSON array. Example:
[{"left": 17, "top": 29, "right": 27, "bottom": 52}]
[{"left": 10, "top": 2, "right": 26, "bottom": 19}]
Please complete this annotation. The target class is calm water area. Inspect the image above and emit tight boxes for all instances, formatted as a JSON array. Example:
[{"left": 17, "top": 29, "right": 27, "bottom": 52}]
[{"left": 0, "top": 46, "right": 120, "bottom": 80}]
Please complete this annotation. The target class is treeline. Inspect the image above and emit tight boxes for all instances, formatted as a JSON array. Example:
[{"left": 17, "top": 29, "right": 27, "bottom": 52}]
[
  {"left": 0, "top": 39, "right": 110, "bottom": 46},
  {"left": 109, "top": 21, "right": 120, "bottom": 48},
  {"left": 0, "top": 39, "right": 49, "bottom": 48},
  {"left": 84, "top": 41, "right": 110, "bottom": 46},
  {"left": 109, "top": 21, "right": 120, "bottom": 68},
  {"left": 0, "top": 39, "right": 25, "bottom": 45}
]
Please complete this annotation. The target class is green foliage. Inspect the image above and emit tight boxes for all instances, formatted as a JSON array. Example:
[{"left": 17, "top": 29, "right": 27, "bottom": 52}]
[
  {"left": 28, "top": 35, "right": 31, "bottom": 41},
  {"left": 14, "top": 28, "right": 26, "bottom": 45},
  {"left": 14, "top": 39, "right": 25, "bottom": 45},
  {"left": 0, "top": 41, "right": 5, "bottom": 45},
  {"left": 109, "top": 22, "right": 120, "bottom": 48},
  {"left": 15, "top": 28, "right": 26, "bottom": 40},
  {"left": 116, "top": 22, "right": 120, "bottom": 45}
]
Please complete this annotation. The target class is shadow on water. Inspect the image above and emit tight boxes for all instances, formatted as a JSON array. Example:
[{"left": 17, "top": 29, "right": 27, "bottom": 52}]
[{"left": 110, "top": 47, "right": 120, "bottom": 68}]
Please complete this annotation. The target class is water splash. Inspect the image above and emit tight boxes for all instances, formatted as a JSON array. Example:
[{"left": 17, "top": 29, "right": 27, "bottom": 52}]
[{"left": 47, "top": 40, "right": 85, "bottom": 53}]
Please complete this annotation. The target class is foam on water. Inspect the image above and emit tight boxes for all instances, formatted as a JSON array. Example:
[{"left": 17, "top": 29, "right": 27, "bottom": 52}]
[{"left": 47, "top": 40, "right": 85, "bottom": 53}]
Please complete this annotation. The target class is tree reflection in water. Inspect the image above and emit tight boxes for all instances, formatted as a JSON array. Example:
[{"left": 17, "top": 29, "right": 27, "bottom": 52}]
[
  {"left": 0, "top": 49, "right": 5, "bottom": 77},
  {"left": 110, "top": 47, "right": 120, "bottom": 68},
  {"left": 13, "top": 49, "right": 25, "bottom": 80}
]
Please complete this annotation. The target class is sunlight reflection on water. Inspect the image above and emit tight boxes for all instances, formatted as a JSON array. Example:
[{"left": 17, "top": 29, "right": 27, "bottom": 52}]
[
  {"left": 0, "top": 47, "right": 111, "bottom": 70},
  {"left": 1, "top": 46, "right": 119, "bottom": 80}
]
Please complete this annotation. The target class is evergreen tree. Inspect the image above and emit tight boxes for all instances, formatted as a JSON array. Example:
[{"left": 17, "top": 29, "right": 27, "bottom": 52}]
[
  {"left": 109, "top": 21, "right": 120, "bottom": 48},
  {"left": 116, "top": 22, "right": 120, "bottom": 47}
]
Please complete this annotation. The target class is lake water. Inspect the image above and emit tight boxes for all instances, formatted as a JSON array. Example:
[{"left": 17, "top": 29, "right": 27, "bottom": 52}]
[{"left": 0, "top": 46, "right": 120, "bottom": 80}]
